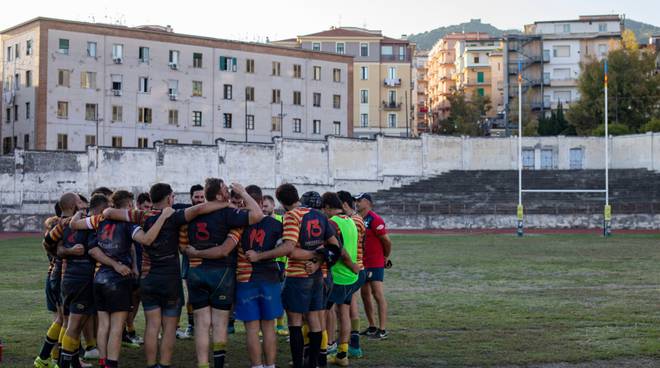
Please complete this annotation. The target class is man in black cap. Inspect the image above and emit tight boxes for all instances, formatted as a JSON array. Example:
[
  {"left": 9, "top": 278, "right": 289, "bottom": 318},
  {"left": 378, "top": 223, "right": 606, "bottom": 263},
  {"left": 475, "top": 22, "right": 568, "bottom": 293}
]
[{"left": 355, "top": 193, "right": 392, "bottom": 340}]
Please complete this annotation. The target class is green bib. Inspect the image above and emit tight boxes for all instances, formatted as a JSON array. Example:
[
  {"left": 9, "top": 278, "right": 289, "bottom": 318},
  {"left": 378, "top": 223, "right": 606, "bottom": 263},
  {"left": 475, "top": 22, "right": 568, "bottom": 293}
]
[
  {"left": 330, "top": 215, "right": 359, "bottom": 285},
  {"left": 273, "top": 214, "right": 288, "bottom": 264}
]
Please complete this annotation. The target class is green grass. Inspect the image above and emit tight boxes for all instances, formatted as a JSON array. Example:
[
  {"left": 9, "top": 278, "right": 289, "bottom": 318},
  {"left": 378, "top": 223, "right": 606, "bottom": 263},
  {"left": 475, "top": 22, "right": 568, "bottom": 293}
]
[{"left": 2, "top": 234, "right": 660, "bottom": 367}]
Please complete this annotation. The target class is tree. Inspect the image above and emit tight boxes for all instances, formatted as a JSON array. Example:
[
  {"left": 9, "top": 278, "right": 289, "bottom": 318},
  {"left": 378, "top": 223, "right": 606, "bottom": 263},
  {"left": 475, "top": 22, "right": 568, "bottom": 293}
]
[
  {"left": 622, "top": 29, "right": 639, "bottom": 51},
  {"left": 443, "top": 89, "right": 491, "bottom": 136},
  {"left": 538, "top": 102, "right": 570, "bottom": 136},
  {"left": 508, "top": 91, "right": 539, "bottom": 136},
  {"left": 567, "top": 47, "right": 660, "bottom": 135}
]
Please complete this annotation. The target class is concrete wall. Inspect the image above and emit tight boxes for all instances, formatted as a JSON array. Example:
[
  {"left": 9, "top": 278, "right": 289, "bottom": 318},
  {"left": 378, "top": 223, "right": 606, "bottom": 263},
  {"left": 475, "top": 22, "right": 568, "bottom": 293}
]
[{"left": 2, "top": 132, "right": 660, "bottom": 230}]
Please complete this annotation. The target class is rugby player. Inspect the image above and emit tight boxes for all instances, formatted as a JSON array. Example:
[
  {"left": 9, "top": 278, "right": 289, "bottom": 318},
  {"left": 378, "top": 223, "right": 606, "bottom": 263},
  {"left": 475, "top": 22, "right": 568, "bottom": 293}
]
[
  {"left": 262, "top": 194, "right": 288, "bottom": 337},
  {"left": 356, "top": 193, "right": 392, "bottom": 340},
  {"left": 101, "top": 183, "right": 229, "bottom": 368},
  {"left": 178, "top": 180, "right": 264, "bottom": 368},
  {"left": 246, "top": 184, "right": 340, "bottom": 368},
  {"left": 70, "top": 190, "right": 175, "bottom": 368}
]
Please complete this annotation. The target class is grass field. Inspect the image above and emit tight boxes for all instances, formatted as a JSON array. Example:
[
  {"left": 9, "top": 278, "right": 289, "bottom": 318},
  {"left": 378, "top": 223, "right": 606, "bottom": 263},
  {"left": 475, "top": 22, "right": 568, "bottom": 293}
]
[{"left": 2, "top": 233, "right": 660, "bottom": 367}]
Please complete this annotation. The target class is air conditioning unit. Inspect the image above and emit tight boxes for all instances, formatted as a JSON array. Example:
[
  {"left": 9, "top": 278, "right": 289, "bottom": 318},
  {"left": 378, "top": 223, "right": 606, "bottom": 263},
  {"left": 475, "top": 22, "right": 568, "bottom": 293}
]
[
  {"left": 112, "top": 90, "right": 122, "bottom": 96},
  {"left": 169, "top": 63, "right": 178, "bottom": 70},
  {"left": 113, "top": 58, "right": 123, "bottom": 64},
  {"left": 169, "top": 94, "right": 177, "bottom": 101}
]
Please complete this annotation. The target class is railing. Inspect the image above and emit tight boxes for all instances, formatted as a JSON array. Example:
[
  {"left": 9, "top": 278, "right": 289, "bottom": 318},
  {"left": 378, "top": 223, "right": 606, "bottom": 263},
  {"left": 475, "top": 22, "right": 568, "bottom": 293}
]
[
  {"left": 382, "top": 101, "right": 402, "bottom": 110},
  {"left": 383, "top": 78, "right": 402, "bottom": 87}
]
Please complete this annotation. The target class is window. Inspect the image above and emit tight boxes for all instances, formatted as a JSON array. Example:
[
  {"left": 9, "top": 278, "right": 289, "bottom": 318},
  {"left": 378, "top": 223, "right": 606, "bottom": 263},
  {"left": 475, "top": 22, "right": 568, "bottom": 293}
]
[
  {"left": 111, "top": 105, "right": 123, "bottom": 122},
  {"left": 86, "top": 41, "right": 97, "bottom": 58},
  {"left": 333, "top": 95, "right": 341, "bottom": 109},
  {"left": 138, "top": 107, "right": 152, "bottom": 124},
  {"left": 360, "top": 89, "right": 369, "bottom": 104},
  {"left": 293, "top": 91, "right": 302, "bottom": 105},
  {"left": 541, "top": 149, "right": 554, "bottom": 169},
  {"left": 313, "top": 66, "right": 321, "bottom": 80},
  {"left": 313, "top": 93, "right": 321, "bottom": 107},
  {"left": 192, "top": 140, "right": 202, "bottom": 145},
  {"left": 193, "top": 111, "right": 203, "bottom": 127},
  {"left": 563, "top": 24, "right": 571, "bottom": 33},
  {"left": 271, "top": 116, "right": 281, "bottom": 131},
  {"left": 85, "top": 103, "right": 98, "bottom": 121},
  {"left": 399, "top": 47, "right": 406, "bottom": 61},
  {"left": 168, "top": 80, "right": 178, "bottom": 97},
  {"left": 58, "top": 39, "right": 69, "bottom": 54},
  {"left": 14, "top": 73, "right": 20, "bottom": 90},
  {"left": 112, "top": 44, "right": 123, "bottom": 61},
  {"left": 168, "top": 50, "right": 179, "bottom": 68},
  {"left": 57, "top": 134, "right": 68, "bottom": 150},
  {"left": 336, "top": 42, "right": 345, "bottom": 54},
  {"left": 168, "top": 109, "right": 179, "bottom": 125},
  {"left": 23, "top": 134, "right": 29, "bottom": 149},
  {"left": 138, "top": 46, "right": 150, "bottom": 63},
  {"left": 222, "top": 113, "right": 232, "bottom": 128},
  {"left": 388, "top": 113, "right": 397, "bottom": 128},
  {"left": 164, "top": 139, "right": 178, "bottom": 144},
  {"left": 5, "top": 108, "right": 9, "bottom": 123},
  {"left": 477, "top": 71, "right": 484, "bottom": 84},
  {"left": 57, "top": 69, "right": 70, "bottom": 87},
  {"left": 474, "top": 56, "right": 480, "bottom": 64},
  {"left": 313, "top": 120, "right": 321, "bottom": 134},
  {"left": 111, "top": 74, "right": 123, "bottom": 93},
  {"left": 5, "top": 46, "right": 11, "bottom": 61},
  {"left": 57, "top": 101, "right": 68, "bottom": 119},
  {"left": 477, "top": 88, "right": 485, "bottom": 96},
  {"left": 598, "top": 23, "right": 607, "bottom": 32},
  {"left": 360, "top": 113, "right": 368, "bottom": 127},
  {"left": 223, "top": 84, "right": 232, "bottom": 100},
  {"left": 245, "top": 87, "right": 255, "bottom": 101},
  {"left": 26, "top": 40, "right": 33, "bottom": 55},
  {"left": 15, "top": 44, "right": 20, "bottom": 59},
  {"left": 138, "top": 77, "right": 149, "bottom": 93},
  {"left": 293, "top": 118, "right": 302, "bottom": 133},
  {"left": 553, "top": 68, "right": 571, "bottom": 80},
  {"left": 138, "top": 137, "right": 149, "bottom": 148},
  {"left": 569, "top": 148, "right": 583, "bottom": 169},
  {"left": 192, "top": 81, "right": 203, "bottom": 97},
  {"left": 360, "top": 66, "right": 368, "bottom": 80},
  {"left": 554, "top": 90, "right": 571, "bottom": 104},
  {"left": 598, "top": 44, "right": 608, "bottom": 57},
  {"left": 381, "top": 45, "right": 393, "bottom": 57},
  {"left": 272, "top": 89, "right": 281, "bottom": 104},
  {"left": 25, "top": 70, "right": 32, "bottom": 87},
  {"left": 293, "top": 64, "right": 302, "bottom": 79},
  {"left": 85, "top": 135, "right": 96, "bottom": 147},
  {"left": 388, "top": 90, "right": 397, "bottom": 104},
  {"left": 3, "top": 137, "right": 11, "bottom": 154},
  {"left": 193, "top": 52, "right": 203, "bottom": 68},
  {"left": 360, "top": 43, "right": 369, "bottom": 57},
  {"left": 388, "top": 67, "right": 397, "bottom": 80},
  {"left": 333, "top": 68, "right": 341, "bottom": 82},
  {"left": 272, "top": 61, "right": 281, "bottom": 76},
  {"left": 246, "top": 115, "right": 255, "bottom": 130},
  {"left": 81, "top": 72, "right": 96, "bottom": 89},
  {"left": 522, "top": 149, "right": 535, "bottom": 170},
  {"left": 333, "top": 121, "right": 341, "bottom": 135},
  {"left": 553, "top": 45, "right": 570, "bottom": 58},
  {"left": 246, "top": 59, "right": 255, "bottom": 73},
  {"left": 112, "top": 136, "right": 123, "bottom": 148},
  {"left": 13, "top": 105, "right": 18, "bottom": 121},
  {"left": 312, "top": 42, "right": 321, "bottom": 51},
  {"left": 219, "top": 56, "right": 237, "bottom": 71},
  {"left": 25, "top": 102, "right": 30, "bottom": 120}
]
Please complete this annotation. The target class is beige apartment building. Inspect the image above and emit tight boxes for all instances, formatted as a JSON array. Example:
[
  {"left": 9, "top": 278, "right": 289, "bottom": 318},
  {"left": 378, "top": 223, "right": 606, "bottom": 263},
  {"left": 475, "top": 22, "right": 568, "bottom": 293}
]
[
  {"left": 453, "top": 37, "right": 503, "bottom": 116},
  {"left": 1, "top": 18, "right": 353, "bottom": 153},
  {"left": 274, "top": 27, "right": 416, "bottom": 138},
  {"left": 413, "top": 50, "right": 430, "bottom": 133}
]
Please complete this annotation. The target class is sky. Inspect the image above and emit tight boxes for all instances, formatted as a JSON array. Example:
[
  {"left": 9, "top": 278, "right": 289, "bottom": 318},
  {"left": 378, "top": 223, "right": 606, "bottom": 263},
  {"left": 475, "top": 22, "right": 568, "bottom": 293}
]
[{"left": 1, "top": 0, "right": 658, "bottom": 42}]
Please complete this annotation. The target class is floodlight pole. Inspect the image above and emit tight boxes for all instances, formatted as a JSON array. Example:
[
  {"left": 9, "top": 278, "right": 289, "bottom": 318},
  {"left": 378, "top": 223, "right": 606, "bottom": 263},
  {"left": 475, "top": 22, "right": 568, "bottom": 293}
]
[
  {"left": 604, "top": 60, "right": 612, "bottom": 237},
  {"left": 517, "top": 59, "right": 523, "bottom": 237}
]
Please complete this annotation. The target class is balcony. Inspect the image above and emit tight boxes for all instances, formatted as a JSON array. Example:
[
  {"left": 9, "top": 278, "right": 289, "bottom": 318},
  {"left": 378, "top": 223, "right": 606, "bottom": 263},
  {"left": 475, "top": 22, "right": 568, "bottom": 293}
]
[
  {"left": 382, "top": 101, "right": 402, "bottom": 110},
  {"left": 550, "top": 78, "right": 578, "bottom": 87},
  {"left": 381, "top": 54, "right": 411, "bottom": 62},
  {"left": 384, "top": 78, "right": 402, "bottom": 87}
]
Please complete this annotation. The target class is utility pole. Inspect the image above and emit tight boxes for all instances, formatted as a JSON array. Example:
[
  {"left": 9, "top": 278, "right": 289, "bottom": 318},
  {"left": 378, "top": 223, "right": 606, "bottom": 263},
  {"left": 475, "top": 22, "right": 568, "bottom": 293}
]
[
  {"left": 244, "top": 98, "right": 248, "bottom": 143},
  {"left": 405, "top": 90, "right": 409, "bottom": 137},
  {"left": 279, "top": 99, "right": 285, "bottom": 138}
]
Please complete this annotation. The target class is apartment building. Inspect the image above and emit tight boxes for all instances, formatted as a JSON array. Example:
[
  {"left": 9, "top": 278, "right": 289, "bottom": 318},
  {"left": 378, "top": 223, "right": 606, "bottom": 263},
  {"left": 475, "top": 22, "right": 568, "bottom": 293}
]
[
  {"left": 454, "top": 38, "right": 503, "bottom": 115},
  {"left": 0, "top": 18, "right": 352, "bottom": 153},
  {"left": 413, "top": 50, "right": 430, "bottom": 133},
  {"left": 274, "top": 27, "right": 415, "bottom": 138},
  {"left": 426, "top": 33, "right": 491, "bottom": 123},
  {"left": 502, "top": 15, "right": 623, "bottom": 128}
]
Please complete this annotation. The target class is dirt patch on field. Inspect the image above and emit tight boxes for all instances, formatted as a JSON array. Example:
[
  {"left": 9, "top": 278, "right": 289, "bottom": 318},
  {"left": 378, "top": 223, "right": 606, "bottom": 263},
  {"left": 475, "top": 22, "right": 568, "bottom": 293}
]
[{"left": 0, "top": 231, "right": 40, "bottom": 240}]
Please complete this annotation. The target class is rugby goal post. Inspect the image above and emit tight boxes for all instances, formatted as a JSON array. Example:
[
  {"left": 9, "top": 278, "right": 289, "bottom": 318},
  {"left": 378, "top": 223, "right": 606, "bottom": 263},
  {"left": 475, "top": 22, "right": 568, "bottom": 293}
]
[{"left": 516, "top": 59, "right": 611, "bottom": 237}]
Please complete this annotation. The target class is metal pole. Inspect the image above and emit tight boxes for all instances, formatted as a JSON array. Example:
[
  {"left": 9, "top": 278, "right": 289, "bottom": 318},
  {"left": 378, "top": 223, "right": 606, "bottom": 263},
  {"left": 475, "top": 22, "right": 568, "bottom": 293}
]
[
  {"left": 405, "top": 90, "right": 409, "bottom": 137},
  {"left": 244, "top": 98, "right": 248, "bottom": 143},
  {"left": 280, "top": 100, "right": 284, "bottom": 138},
  {"left": 604, "top": 59, "right": 612, "bottom": 236},
  {"left": 517, "top": 59, "right": 523, "bottom": 237}
]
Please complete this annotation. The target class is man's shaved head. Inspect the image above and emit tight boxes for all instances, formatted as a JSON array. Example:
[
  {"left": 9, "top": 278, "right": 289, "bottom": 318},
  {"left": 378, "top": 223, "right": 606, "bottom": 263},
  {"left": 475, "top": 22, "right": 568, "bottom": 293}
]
[{"left": 59, "top": 192, "right": 80, "bottom": 213}]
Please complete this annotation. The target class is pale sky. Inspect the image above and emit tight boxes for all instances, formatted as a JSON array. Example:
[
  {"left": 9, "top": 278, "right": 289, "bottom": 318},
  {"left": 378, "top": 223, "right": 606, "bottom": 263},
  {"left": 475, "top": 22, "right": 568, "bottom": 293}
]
[{"left": 2, "top": 0, "right": 658, "bottom": 42}]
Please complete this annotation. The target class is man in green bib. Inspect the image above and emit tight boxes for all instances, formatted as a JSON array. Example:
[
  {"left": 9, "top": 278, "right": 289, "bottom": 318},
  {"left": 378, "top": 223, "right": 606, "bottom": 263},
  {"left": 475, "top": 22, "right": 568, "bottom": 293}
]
[{"left": 320, "top": 192, "right": 360, "bottom": 367}]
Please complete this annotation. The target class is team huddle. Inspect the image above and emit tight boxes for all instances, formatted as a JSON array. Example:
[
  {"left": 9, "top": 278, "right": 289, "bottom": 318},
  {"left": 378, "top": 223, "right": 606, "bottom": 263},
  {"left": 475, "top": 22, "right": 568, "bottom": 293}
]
[{"left": 33, "top": 178, "right": 392, "bottom": 368}]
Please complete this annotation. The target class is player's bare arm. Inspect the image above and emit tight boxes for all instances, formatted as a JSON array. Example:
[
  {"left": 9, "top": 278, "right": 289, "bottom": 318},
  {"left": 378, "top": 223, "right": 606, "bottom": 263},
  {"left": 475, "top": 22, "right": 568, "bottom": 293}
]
[
  {"left": 57, "top": 243, "right": 85, "bottom": 257},
  {"left": 88, "top": 247, "right": 132, "bottom": 277},
  {"left": 379, "top": 233, "right": 392, "bottom": 259},
  {"left": 132, "top": 207, "right": 175, "bottom": 246},
  {"left": 184, "top": 236, "right": 238, "bottom": 259},
  {"left": 183, "top": 199, "right": 229, "bottom": 222},
  {"left": 231, "top": 182, "right": 265, "bottom": 225},
  {"left": 245, "top": 240, "right": 295, "bottom": 262}
]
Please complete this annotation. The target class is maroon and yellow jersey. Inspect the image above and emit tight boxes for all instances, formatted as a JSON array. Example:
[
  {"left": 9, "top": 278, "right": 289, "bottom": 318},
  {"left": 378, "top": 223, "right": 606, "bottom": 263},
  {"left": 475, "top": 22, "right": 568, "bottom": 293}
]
[
  {"left": 351, "top": 214, "right": 366, "bottom": 271},
  {"left": 282, "top": 207, "right": 335, "bottom": 278}
]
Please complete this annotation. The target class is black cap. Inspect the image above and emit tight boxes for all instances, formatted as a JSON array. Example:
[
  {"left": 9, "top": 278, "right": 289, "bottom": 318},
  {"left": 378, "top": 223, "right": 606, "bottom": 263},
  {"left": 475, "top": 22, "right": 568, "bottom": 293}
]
[
  {"left": 354, "top": 192, "right": 372, "bottom": 203},
  {"left": 301, "top": 191, "right": 322, "bottom": 209}
]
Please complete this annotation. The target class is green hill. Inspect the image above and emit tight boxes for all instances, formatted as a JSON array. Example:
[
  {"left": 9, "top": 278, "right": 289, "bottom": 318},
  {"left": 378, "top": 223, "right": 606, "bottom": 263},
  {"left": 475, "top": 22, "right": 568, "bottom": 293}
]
[{"left": 409, "top": 18, "right": 660, "bottom": 50}]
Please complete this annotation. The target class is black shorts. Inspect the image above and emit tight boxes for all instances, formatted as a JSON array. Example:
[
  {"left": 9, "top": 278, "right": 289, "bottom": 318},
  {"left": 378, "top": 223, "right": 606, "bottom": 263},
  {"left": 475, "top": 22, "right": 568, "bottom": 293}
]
[
  {"left": 61, "top": 276, "right": 95, "bottom": 316},
  {"left": 187, "top": 266, "right": 235, "bottom": 311},
  {"left": 328, "top": 284, "right": 356, "bottom": 307},
  {"left": 45, "top": 274, "right": 61, "bottom": 312},
  {"left": 323, "top": 274, "right": 333, "bottom": 306},
  {"left": 283, "top": 277, "right": 325, "bottom": 314},
  {"left": 140, "top": 273, "right": 182, "bottom": 317},
  {"left": 94, "top": 278, "right": 133, "bottom": 313}
]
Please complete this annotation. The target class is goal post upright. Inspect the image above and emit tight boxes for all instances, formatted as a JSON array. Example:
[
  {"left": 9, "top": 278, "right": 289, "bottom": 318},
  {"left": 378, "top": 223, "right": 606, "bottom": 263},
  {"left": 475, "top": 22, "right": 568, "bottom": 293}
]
[
  {"left": 604, "top": 59, "right": 612, "bottom": 237},
  {"left": 517, "top": 59, "right": 524, "bottom": 237}
]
